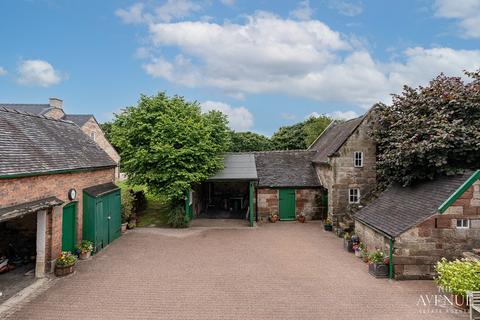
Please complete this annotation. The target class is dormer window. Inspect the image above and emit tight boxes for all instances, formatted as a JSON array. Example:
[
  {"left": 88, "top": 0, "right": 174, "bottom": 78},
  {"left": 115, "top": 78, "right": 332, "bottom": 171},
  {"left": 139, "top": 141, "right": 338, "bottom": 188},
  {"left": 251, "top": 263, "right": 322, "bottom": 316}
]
[
  {"left": 354, "top": 151, "right": 363, "bottom": 167},
  {"left": 90, "top": 131, "right": 96, "bottom": 141}
]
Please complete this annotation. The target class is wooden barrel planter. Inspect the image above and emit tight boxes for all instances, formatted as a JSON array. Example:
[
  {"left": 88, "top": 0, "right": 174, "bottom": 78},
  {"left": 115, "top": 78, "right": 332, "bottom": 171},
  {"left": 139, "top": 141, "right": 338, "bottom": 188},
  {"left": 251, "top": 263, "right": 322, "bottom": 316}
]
[{"left": 55, "top": 263, "right": 76, "bottom": 277}]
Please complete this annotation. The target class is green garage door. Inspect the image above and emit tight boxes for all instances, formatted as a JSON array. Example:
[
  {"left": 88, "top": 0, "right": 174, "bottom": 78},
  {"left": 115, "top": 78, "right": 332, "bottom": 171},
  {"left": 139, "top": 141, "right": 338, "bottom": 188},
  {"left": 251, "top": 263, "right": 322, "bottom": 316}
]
[
  {"left": 62, "top": 202, "right": 77, "bottom": 252},
  {"left": 279, "top": 189, "right": 296, "bottom": 220},
  {"left": 83, "top": 183, "right": 121, "bottom": 253}
]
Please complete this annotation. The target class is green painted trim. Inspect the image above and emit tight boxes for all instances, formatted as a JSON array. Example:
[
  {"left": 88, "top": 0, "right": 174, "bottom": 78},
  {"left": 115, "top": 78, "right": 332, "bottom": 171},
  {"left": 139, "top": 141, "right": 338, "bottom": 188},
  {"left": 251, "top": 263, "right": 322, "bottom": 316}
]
[
  {"left": 0, "top": 165, "right": 116, "bottom": 179},
  {"left": 389, "top": 238, "right": 394, "bottom": 280},
  {"left": 249, "top": 182, "right": 255, "bottom": 227},
  {"left": 438, "top": 170, "right": 480, "bottom": 214}
]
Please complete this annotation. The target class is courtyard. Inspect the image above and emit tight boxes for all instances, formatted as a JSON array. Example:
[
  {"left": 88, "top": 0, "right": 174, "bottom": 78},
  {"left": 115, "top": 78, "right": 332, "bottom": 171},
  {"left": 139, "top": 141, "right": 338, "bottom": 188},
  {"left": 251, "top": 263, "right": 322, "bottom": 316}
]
[{"left": 3, "top": 222, "right": 468, "bottom": 320}]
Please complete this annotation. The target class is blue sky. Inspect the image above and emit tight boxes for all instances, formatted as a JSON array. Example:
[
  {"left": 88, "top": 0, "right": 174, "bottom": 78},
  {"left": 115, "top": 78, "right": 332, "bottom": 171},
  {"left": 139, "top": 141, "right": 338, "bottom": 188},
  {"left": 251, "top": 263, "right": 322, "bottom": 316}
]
[{"left": 0, "top": 0, "right": 479, "bottom": 135}]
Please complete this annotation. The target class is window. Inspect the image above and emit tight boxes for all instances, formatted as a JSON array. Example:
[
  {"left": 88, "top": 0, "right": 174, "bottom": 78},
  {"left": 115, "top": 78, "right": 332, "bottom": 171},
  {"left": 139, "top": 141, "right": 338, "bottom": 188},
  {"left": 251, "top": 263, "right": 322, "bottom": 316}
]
[
  {"left": 354, "top": 151, "right": 364, "bottom": 167},
  {"left": 349, "top": 188, "right": 360, "bottom": 204},
  {"left": 90, "top": 131, "right": 96, "bottom": 141},
  {"left": 456, "top": 219, "right": 470, "bottom": 229}
]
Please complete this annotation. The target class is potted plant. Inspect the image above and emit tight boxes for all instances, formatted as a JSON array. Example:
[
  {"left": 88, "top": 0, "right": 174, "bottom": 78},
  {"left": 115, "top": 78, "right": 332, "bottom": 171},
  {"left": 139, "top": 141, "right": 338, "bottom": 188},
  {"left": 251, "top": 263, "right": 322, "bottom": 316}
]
[
  {"left": 368, "top": 249, "right": 388, "bottom": 278},
  {"left": 76, "top": 240, "right": 93, "bottom": 260},
  {"left": 54, "top": 251, "right": 77, "bottom": 277},
  {"left": 296, "top": 213, "right": 306, "bottom": 223},
  {"left": 435, "top": 258, "right": 480, "bottom": 310},
  {"left": 356, "top": 242, "right": 366, "bottom": 258},
  {"left": 269, "top": 213, "right": 279, "bottom": 223},
  {"left": 343, "top": 233, "right": 355, "bottom": 253},
  {"left": 323, "top": 218, "right": 332, "bottom": 231}
]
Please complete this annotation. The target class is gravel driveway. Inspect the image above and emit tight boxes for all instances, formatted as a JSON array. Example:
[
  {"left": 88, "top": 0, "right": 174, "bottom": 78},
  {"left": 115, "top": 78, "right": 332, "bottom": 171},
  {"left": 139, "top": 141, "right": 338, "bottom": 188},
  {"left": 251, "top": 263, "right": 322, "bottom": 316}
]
[{"left": 4, "top": 222, "right": 468, "bottom": 320}]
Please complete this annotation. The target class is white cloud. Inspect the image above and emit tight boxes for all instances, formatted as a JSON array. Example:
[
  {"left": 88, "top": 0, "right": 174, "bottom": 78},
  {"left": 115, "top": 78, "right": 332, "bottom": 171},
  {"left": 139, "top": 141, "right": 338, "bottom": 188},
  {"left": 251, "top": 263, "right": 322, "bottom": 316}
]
[
  {"left": 17, "top": 59, "right": 64, "bottom": 87},
  {"left": 329, "top": 1, "right": 363, "bottom": 17},
  {"left": 327, "top": 110, "right": 359, "bottom": 120},
  {"left": 0, "top": 67, "right": 6, "bottom": 76},
  {"left": 129, "top": 11, "right": 480, "bottom": 108},
  {"left": 116, "top": 1, "right": 203, "bottom": 24},
  {"left": 201, "top": 100, "right": 254, "bottom": 131},
  {"left": 220, "top": 0, "right": 235, "bottom": 7},
  {"left": 434, "top": 0, "right": 480, "bottom": 38},
  {"left": 289, "top": 0, "right": 314, "bottom": 21}
]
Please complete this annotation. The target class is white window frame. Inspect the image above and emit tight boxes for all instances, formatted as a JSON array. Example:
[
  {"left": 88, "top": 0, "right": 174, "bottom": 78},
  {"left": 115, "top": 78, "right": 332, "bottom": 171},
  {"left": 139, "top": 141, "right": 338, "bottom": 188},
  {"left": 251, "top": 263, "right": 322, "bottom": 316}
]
[
  {"left": 456, "top": 219, "right": 470, "bottom": 229},
  {"left": 349, "top": 188, "right": 360, "bottom": 204},
  {"left": 354, "top": 151, "right": 364, "bottom": 168},
  {"left": 90, "top": 131, "right": 96, "bottom": 141}
]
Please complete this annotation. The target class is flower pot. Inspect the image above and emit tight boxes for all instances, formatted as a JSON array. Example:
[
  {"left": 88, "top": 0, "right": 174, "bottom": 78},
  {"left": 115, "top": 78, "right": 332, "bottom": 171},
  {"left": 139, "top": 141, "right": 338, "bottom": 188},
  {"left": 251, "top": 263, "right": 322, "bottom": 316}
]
[
  {"left": 297, "top": 216, "right": 305, "bottom": 223},
  {"left": 451, "top": 294, "right": 468, "bottom": 311},
  {"left": 368, "top": 263, "right": 388, "bottom": 278},
  {"left": 55, "top": 263, "right": 75, "bottom": 277},
  {"left": 354, "top": 249, "right": 362, "bottom": 258},
  {"left": 121, "top": 223, "right": 128, "bottom": 233},
  {"left": 323, "top": 224, "right": 332, "bottom": 231},
  {"left": 343, "top": 239, "right": 354, "bottom": 253},
  {"left": 362, "top": 255, "right": 369, "bottom": 263},
  {"left": 79, "top": 251, "right": 91, "bottom": 260},
  {"left": 269, "top": 216, "right": 278, "bottom": 223}
]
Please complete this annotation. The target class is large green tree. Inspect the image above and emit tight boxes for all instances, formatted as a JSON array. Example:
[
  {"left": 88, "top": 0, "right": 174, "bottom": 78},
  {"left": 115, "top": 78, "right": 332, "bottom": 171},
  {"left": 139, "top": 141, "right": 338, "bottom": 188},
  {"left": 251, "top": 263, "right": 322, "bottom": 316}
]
[
  {"left": 373, "top": 70, "right": 480, "bottom": 186},
  {"left": 303, "top": 115, "right": 332, "bottom": 147},
  {"left": 111, "top": 92, "right": 231, "bottom": 202},
  {"left": 229, "top": 131, "right": 273, "bottom": 152}
]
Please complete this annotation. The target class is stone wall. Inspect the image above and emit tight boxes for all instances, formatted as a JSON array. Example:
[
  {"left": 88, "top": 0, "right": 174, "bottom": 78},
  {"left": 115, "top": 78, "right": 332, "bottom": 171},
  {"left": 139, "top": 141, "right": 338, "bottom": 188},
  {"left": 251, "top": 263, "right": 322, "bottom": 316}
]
[
  {"left": 0, "top": 168, "right": 115, "bottom": 270},
  {"left": 81, "top": 118, "right": 121, "bottom": 178},
  {"left": 257, "top": 188, "right": 278, "bottom": 220},
  {"left": 354, "top": 221, "right": 389, "bottom": 252},
  {"left": 314, "top": 115, "right": 376, "bottom": 225},
  {"left": 44, "top": 107, "right": 65, "bottom": 120}
]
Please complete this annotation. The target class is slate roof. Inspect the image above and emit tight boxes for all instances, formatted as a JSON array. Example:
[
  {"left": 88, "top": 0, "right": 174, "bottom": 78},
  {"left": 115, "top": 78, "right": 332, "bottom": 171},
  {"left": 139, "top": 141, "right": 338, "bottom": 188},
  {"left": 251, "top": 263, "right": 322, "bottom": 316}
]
[
  {"left": 0, "top": 103, "right": 52, "bottom": 115},
  {"left": 309, "top": 116, "right": 365, "bottom": 164},
  {"left": 0, "top": 196, "right": 64, "bottom": 223},
  {"left": 208, "top": 154, "right": 258, "bottom": 181},
  {"left": 254, "top": 150, "right": 320, "bottom": 187},
  {"left": 0, "top": 107, "right": 116, "bottom": 177},
  {"left": 354, "top": 171, "right": 474, "bottom": 238},
  {"left": 84, "top": 182, "right": 120, "bottom": 197},
  {"left": 62, "top": 114, "right": 94, "bottom": 127}
]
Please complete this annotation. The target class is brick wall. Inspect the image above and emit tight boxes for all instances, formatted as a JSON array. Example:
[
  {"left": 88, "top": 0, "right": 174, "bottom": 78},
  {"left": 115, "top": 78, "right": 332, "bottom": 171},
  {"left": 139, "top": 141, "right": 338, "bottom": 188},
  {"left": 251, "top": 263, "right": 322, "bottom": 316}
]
[
  {"left": 257, "top": 188, "right": 278, "bottom": 221},
  {"left": 81, "top": 118, "right": 121, "bottom": 177},
  {"left": 0, "top": 168, "right": 115, "bottom": 270}
]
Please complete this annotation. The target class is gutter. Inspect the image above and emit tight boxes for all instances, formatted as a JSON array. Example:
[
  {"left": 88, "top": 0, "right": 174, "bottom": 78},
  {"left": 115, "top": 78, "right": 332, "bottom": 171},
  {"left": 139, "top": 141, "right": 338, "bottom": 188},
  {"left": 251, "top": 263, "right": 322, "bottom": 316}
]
[{"left": 438, "top": 170, "right": 480, "bottom": 214}]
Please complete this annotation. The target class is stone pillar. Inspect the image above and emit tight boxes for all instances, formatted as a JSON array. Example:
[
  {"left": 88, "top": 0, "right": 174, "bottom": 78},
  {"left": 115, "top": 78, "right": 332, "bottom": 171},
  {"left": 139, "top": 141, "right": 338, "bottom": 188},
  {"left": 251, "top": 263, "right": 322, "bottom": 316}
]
[{"left": 35, "top": 210, "right": 47, "bottom": 278}]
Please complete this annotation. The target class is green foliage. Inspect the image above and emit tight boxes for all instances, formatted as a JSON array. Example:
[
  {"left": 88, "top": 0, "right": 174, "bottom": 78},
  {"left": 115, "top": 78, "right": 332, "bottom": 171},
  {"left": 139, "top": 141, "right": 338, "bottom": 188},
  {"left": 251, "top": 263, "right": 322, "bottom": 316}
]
[
  {"left": 121, "top": 188, "right": 135, "bottom": 223},
  {"left": 229, "top": 131, "right": 273, "bottom": 152},
  {"left": 303, "top": 115, "right": 332, "bottom": 147},
  {"left": 368, "top": 249, "right": 385, "bottom": 264},
  {"left": 435, "top": 258, "right": 480, "bottom": 297},
  {"left": 270, "top": 115, "right": 332, "bottom": 150},
  {"left": 373, "top": 70, "right": 480, "bottom": 186},
  {"left": 55, "top": 251, "right": 77, "bottom": 266},
  {"left": 76, "top": 240, "right": 93, "bottom": 254},
  {"left": 110, "top": 92, "right": 231, "bottom": 202},
  {"left": 167, "top": 205, "right": 189, "bottom": 228}
]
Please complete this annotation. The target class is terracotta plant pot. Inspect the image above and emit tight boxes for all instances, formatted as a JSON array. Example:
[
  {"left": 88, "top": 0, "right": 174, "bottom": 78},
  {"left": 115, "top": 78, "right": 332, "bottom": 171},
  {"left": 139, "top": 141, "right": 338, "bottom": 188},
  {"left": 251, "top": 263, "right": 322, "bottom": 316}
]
[
  {"left": 55, "top": 263, "right": 75, "bottom": 277},
  {"left": 269, "top": 215, "right": 278, "bottom": 223},
  {"left": 451, "top": 294, "right": 468, "bottom": 311},
  {"left": 297, "top": 216, "right": 306, "bottom": 223},
  {"left": 79, "top": 251, "right": 91, "bottom": 260}
]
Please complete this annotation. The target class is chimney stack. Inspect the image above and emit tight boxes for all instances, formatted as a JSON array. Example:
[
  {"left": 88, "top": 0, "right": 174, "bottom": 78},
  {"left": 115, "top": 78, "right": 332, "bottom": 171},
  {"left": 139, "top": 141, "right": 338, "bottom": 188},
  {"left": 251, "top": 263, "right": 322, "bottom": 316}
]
[{"left": 49, "top": 97, "right": 63, "bottom": 109}]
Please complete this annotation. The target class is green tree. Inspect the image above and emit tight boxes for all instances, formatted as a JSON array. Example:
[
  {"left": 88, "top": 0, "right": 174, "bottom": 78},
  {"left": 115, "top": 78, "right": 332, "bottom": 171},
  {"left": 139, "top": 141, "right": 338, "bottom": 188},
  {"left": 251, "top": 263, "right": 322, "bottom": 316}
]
[
  {"left": 229, "top": 131, "right": 273, "bottom": 152},
  {"left": 271, "top": 122, "right": 306, "bottom": 150},
  {"left": 373, "top": 70, "right": 480, "bottom": 186},
  {"left": 303, "top": 115, "right": 332, "bottom": 147},
  {"left": 111, "top": 92, "right": 231, "bottom": 203}
]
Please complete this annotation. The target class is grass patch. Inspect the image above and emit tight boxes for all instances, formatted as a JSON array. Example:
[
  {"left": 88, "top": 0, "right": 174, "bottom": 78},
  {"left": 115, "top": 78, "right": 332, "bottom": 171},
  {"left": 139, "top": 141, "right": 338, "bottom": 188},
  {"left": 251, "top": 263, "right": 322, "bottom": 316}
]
[{"left": 116, "top": 180, "right": 170, "bottom": 228}]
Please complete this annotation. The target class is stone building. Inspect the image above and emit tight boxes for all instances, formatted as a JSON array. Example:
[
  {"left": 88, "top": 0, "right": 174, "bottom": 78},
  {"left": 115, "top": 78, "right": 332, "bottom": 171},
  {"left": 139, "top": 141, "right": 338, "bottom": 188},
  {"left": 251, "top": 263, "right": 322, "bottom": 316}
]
[
  {"left": 354, "top": 170, "right": 480, "bottom": 279},
  {"left": 0, "top": 98, "right": 120, "bottom": 178},
  {"left": 0, "top": 107, "right": 120, "bottom": 279},
  {"left": 187, "top": 151, "right": 326, "bottom": 225},
  {"left": 308, "top": 112, "right": 376, "bottom": 228}
]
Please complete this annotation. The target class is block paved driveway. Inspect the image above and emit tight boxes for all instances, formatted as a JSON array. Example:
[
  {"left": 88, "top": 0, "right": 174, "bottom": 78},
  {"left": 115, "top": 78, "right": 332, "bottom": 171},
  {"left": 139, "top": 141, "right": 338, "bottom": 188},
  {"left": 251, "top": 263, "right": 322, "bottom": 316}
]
[{"left": 6, "top": 222, "right": 468, "bottom": 320}]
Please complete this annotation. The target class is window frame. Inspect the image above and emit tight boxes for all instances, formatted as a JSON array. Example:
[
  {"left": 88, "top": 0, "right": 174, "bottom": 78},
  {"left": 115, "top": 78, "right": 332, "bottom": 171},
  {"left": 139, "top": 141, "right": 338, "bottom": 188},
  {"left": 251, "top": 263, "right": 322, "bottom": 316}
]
[
  {"left": 90, "top": 131, "right": 96, "bottom": 141},
  {"left": 348, "top": 188, "right": 360, "bottom": 204},
  {"left": 456, "top": 219, "right": 470, "bottom": 229},
  {"left": 354, "top": 151, "right": 364, "bottom": 168}
]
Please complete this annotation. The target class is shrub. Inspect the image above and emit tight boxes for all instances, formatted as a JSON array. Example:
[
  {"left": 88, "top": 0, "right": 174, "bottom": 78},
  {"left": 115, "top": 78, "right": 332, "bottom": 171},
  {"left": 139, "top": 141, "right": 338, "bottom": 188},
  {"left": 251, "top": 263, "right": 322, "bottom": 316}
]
[
  {"left": 435, "top": 258, "right": 480, "bottom": 297},
  {"left": 368, "top": 249, "right": 385, "bottom": 264},
  {"left": 133, "top": 190, "right": 147, "bottom": 213},
  {"left": 121, "top": 188, "right": 135, "bottom": 223},
  {"left": 167, "top": 205, "right": 189, "bottom": 228},
  {"left": 55, "top": 251, "right": 77, "bottom": 266},
  {"left": 76, "top": 240, "right": 93, "bottom": 254}
]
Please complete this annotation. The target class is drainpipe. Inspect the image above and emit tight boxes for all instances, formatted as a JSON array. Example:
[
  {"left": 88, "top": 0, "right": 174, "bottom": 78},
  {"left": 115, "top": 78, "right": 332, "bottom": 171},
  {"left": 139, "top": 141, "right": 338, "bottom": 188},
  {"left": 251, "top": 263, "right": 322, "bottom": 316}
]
[{"left": 389, "top": 237, "right": 394, "bottom": 280}]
